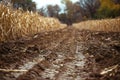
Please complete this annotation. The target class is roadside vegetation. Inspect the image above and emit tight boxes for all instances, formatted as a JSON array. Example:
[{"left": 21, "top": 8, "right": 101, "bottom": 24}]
[
  {"left": 0, "top": 4, "right": 66, "bottom": 42},
  {"left": 73, "top": 18, "right": 120, "bottom": 32}
]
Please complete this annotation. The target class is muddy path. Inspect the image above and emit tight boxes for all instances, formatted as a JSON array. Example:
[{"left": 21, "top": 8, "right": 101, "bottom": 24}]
[{"left": 0, "top": 27, "right": 120, "bottom": 80}]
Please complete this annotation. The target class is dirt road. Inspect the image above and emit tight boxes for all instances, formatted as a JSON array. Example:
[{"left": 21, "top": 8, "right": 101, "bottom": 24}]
[{"left": 0, "top": 27, "right": 120, "bottom": 80}]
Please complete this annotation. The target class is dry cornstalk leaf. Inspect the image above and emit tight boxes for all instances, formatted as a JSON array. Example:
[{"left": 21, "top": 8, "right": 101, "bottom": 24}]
[
  {"left": 100, "top": 65, "right": 118, "bottom": 75},
  {"left": 0, "top": 69, "right": 27, "bottom": 72}
]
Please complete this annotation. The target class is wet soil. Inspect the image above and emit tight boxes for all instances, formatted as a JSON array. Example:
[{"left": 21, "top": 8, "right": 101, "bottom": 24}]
[{"left": 0, "top": 27, "right": 120, "bottom": 80}]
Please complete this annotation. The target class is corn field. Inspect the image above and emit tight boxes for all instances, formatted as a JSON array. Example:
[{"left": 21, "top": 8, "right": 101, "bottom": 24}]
[
  {"left": 73, "top": 18, "right": 120, "bottom": 32},
  {"left": 0, "top": 4, "right": 66, "bottom": 42}
]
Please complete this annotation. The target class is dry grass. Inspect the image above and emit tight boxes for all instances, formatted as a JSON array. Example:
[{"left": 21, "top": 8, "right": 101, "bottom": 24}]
[
  {"left": 73, "top": 18, "right": 120, "bottom": 32},
  {"left": 0, "top": 4, "right": 66, "bottom": 42}
]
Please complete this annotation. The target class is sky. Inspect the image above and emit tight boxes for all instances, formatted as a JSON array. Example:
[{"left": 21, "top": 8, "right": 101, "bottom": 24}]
[{"left": 32, "top": 0, "right": 79, "bottom": 9}]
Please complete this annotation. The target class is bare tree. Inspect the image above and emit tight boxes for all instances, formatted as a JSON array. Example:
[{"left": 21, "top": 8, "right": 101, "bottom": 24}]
[
  {"left": 79, "top": 0, "right": 100, "bottom": 18},
  {"left": 11, "top": 0, "right": 36, "bottom": 11},
  {"left": 47, "top": 4, "right": 61, "bottom": 17},
  {"left": 54, "top": 5, "right": 61, "bottom": 17},
  {"left": 0, "top": 0, "right": 11, "bottom": 5},
  {"left": 112, "top": 0, "right": 120, "bottom": 4},
  {"left": 38, "top": 7, "right": 47, "bottom": 16}
]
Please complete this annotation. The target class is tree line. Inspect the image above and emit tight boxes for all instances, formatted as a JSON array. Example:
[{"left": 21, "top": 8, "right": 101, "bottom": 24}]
[
  {"left": 0, "top": 0, "right": 36, "bottom": 11},
  {"left": 39, "top": 0, "right": 120, "bottom": 25},
  {"left": 0, "top": 0, "right": 120, "bottom": 25}
]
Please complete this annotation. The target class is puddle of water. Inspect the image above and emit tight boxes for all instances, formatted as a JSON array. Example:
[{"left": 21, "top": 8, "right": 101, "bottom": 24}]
[
  {"left": 41, "top": 52, "right": 65, "bottom": 79},
  {"left": 75, "top": 45, "right": 85, "bottom": 66},
  {"left": 41, "top": 44, "right": 86, "bottom": 80},
  {"left": 42, "top": 68, "right": 59, "bottom": 79},
  {"left": 11, "top": 54, "right": 45, "bottom": 78},
  {"left": 12, "top": 41, "right": 66, "bottom": 79},
  {"left": 57, "top": 45, "right": 86, "bottom": 80},
  {"left": 74, "top": 61, "right": 85, "bottom": 67},
  {"left": 75, "top": 76, "right": 85, "bottom": 80}
]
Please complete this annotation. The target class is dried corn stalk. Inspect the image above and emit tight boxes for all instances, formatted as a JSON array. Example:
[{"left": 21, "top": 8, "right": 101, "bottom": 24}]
[
  {"left": 73, "top": 18, "right": 120, "bottom": 32},
  {"left": 0, "top": 4, "right": 66, "bottom": 42}
]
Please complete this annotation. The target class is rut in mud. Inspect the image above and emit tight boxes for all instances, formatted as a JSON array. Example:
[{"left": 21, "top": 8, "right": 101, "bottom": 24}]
[
  {"left": 0, "top": 27, "right": 87, "bottom": 80},
  {"left": 0, "top": 27, "right": 120, "bottom": 80}
]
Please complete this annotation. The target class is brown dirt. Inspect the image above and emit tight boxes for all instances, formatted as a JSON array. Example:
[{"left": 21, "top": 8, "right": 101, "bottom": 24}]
[{"left": 0, "top": 27, "right": 120, "bottom": 80}]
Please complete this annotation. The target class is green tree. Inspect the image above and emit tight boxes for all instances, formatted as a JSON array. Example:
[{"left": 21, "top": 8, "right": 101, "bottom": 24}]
[
  {"left": 96, "top": 0, "right": 120, "bottom": 18},
  {"left": 11, "top": 0, "right": 36, "bottom": 11}
]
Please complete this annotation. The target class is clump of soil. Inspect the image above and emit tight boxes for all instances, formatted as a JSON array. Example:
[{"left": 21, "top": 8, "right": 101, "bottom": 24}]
[
  {"left": 78, "top": 30, "right": 120, "bottom": 80},
  {"left": 0, "top": 28, "right": 120, "bottom": 80}
]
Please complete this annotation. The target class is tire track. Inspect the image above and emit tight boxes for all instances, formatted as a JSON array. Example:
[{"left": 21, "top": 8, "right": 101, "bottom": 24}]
[
  {"left": 54, "top": 30, "right": 87, "bottom": 80},
  {"left": 17, "top": 28, "right": 76, "bottom": 80},
  {"left": 0, "top": 27, "right": 88, "bottom": 80},
  {"left": 0, "top": 28, "right": 69, "bottom": 80}
]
